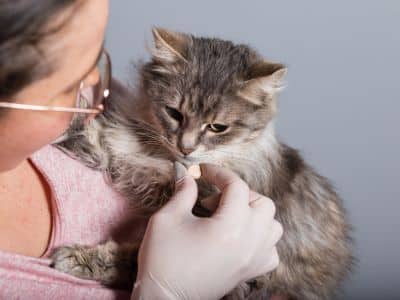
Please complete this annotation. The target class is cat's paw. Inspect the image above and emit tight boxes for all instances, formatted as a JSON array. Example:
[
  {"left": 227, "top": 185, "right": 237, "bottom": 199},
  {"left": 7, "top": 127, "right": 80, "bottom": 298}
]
[
  {"left": 50, "top": 241, "right": 138, "bottom": 289},
  {"left": 51, "top": 245, "right": 95, "bottom": 280}
]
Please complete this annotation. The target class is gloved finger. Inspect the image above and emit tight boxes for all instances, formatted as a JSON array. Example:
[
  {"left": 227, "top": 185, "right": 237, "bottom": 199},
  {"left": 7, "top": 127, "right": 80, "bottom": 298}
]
[
  {"left": 200, "top": 164, "right": 250, "bottom": 216},
  {"left": 160, "top": 162, "right": 198, "bottom": 217},
  {"left": 250, "top": 194, "right": 277, "bottom": 221},
  {"left": 201, "top": 186, "right": 267, "bottom": 212},
  {"left": 266, "top": 220, "right": 284, "bottom": 247},
  {"left": 248, "top": 191, "right": 268, "bottom": 206},
  {"left": 254, "top": 247, "right": 280, "bottom": 277},
  {"left": 253, "top": 222, "right": 283, "bottom": 272},
  {"left": 199, "top": 193, "right": 221, "bottom": 212}
]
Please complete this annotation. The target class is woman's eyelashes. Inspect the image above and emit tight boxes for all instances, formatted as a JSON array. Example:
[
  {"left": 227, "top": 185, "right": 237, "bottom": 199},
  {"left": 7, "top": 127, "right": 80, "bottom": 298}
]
[{"left": 165, "top": 106, "right": 183, "bottom": 123}]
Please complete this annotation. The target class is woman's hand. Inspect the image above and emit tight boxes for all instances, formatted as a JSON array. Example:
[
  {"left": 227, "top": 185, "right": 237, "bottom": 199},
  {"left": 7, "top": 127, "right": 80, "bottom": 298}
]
[{"left": 131, "top": 163, "right": 283, "bottom": 300}]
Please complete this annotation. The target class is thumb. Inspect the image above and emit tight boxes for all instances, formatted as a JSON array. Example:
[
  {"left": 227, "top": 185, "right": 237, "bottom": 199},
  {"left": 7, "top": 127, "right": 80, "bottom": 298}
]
[
  {"left": 160, "top": 162, "right": 198, "bottom": 216},
  {"left": 200, "top": 193, "right": 221, "bottom": 212}
]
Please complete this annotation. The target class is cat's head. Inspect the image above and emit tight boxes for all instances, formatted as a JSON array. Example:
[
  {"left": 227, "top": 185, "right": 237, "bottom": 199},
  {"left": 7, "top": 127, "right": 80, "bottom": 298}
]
[{"left": 140, "top": 28, "right": 286, "bottom": 163}]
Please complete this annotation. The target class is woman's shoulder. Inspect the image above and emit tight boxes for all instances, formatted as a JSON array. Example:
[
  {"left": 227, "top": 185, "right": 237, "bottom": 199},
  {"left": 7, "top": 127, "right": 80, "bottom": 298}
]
[
  {"left": 30, "top": 144, "right": 146, "bottom": 254},
  {"left": 31, "top": 144, "right": 106, "bottom": 181},
  {"left": 30, "top": 144, "right": 112, "bottom": 199}
]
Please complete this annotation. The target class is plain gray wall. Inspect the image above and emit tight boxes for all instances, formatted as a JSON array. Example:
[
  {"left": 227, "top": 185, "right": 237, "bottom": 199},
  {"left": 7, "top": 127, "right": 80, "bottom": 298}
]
[{"left": 106, "top": 1, "right": 400, "bottom": 299}]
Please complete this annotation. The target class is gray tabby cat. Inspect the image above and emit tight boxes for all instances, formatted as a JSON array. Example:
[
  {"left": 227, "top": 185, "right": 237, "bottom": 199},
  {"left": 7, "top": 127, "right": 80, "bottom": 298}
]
[{"left": 51, "top": 28, "right": 353, "bottom": 300}]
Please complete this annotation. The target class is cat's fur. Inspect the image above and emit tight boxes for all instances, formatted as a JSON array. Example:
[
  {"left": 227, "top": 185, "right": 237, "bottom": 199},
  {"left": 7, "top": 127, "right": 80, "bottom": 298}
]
[{"left": 51, "top": 28, "right": 353, "bottom": 300}]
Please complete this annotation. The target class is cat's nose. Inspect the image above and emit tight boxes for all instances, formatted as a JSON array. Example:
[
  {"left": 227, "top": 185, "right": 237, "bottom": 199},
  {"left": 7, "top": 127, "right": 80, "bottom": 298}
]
[
  {"left": 180, "top": 146, "right": 196, "bottom": 156},
  {"left": 179, "top": 134, "right": 197, "bottom": 156}
]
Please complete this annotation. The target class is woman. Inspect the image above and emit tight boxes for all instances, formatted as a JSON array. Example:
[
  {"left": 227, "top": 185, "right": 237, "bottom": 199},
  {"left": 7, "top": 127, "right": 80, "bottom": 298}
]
[{"left": 0, "top": 0, "right": 283, "bottom": 299}]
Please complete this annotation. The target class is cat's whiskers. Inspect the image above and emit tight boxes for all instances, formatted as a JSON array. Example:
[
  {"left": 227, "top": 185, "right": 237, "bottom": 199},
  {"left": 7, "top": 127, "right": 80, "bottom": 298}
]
[
  {"left": 188, "top": 151, "right": 263, "bottom": 179},
  {"left": 197, "top": 150, "right": 261, "bottom": 165},
  {"left": 134, "top": 135, "right": 180, "bottom": 157},
  {"left": 125, "top": 119, "right": 181, "bottom": 157}
]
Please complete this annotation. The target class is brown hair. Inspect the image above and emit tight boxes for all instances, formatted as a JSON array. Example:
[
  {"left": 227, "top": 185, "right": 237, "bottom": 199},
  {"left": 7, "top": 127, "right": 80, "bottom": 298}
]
[{"left": 0, "top": 0, "right": 79, "bottom": 100}]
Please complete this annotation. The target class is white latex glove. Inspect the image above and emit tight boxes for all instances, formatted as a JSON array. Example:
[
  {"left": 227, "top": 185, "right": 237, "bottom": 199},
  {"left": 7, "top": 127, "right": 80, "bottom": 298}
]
[{"left": 131, "top": 163, "right": 283, "bottom": 300}]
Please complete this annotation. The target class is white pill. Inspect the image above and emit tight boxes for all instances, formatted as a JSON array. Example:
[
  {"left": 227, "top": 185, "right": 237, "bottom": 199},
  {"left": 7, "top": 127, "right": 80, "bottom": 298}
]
[{"left": 188, "top": 164, "right": 202, "bottom": 179}]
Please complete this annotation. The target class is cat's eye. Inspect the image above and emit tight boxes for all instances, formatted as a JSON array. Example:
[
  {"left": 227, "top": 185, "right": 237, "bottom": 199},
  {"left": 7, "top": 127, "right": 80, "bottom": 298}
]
[
  {"left": 165, "top": 106, "right": 183, "bottom": 123},
  {"left": 207, "top": 123, "right": 229, "bottom": 133}
]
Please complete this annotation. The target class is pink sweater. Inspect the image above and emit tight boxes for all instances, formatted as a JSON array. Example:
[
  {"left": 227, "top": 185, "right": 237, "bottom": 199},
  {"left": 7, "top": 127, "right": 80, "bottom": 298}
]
[{"left": 0, "top": 145, "right": 147, "bottom": 299}]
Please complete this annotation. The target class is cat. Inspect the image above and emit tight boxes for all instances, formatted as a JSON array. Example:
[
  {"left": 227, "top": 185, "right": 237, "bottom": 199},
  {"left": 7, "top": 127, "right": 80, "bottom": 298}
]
[{"left": 51, "top": 28, "right": 354, "bottom": 300}]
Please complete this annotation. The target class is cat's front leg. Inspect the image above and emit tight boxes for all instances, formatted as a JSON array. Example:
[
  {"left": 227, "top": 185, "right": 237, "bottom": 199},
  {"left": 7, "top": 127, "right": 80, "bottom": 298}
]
[
  {"left": 114, "top": 158, "right": 175, "bottom": 216},
  {"left": 51, "top": 240, "right": 139, "bottom": 289}
]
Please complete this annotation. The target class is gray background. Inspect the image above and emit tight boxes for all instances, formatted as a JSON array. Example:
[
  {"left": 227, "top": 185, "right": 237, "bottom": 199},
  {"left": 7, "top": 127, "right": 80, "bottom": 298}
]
[{"left": 106, "top": 1, "right": 400, "bottom": 299}]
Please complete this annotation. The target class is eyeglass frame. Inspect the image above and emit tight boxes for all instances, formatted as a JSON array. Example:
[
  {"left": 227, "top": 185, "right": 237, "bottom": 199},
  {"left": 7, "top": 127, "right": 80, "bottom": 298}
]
[{"left": 0, "top": 49, "right": 112, "bottom": 115}]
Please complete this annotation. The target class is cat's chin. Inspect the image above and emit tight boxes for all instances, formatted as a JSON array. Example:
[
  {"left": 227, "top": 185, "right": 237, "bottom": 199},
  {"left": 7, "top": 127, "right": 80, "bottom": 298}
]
[
  {"left": 178, "top": 156, "right": 210, "bottom": 168},
  {"left": 179, "top": 157, "right": 202, "bottom": 168}
]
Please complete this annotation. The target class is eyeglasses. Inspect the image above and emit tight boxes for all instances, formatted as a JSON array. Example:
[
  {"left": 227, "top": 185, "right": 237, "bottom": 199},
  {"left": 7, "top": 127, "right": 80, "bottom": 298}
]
[{"left": 0, "top": 49, "right": 112, "bottom": 116}]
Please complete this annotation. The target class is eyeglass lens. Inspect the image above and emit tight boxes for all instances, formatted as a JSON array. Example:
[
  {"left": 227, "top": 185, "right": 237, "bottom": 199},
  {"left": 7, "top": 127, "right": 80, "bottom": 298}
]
[{"left": 76, "top": 50, "right": 111, "bottom": 111}]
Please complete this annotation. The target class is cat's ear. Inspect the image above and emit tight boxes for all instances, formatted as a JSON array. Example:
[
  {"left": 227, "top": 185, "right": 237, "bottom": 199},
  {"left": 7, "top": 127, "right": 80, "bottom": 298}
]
[
  {"left": 151, "top": 27, "right": 191, "bottom": 64},
  {"left": 238, "top": 62, "right": 287, "bottom": 106}
]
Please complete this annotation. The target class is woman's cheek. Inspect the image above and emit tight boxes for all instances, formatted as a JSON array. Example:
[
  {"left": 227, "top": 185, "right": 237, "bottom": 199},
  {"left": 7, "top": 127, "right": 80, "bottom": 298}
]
[
  {"left": 49, "top": 89, "right": 79, "bottom": 129},
  {"left": 0, "top": 111, "right": 71, "bottom": 171}
]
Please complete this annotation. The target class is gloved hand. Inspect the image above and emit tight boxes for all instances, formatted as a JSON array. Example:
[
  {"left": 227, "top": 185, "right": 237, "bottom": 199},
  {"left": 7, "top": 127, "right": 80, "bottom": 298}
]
[{"left": 131, "top": 163, "right": 283, "bottom": 300}]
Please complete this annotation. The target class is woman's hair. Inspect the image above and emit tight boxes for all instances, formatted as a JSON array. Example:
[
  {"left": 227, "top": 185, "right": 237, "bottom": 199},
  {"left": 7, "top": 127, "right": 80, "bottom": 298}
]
[{"left": 0, "top": 0, "right": 79, "bottom": 100}]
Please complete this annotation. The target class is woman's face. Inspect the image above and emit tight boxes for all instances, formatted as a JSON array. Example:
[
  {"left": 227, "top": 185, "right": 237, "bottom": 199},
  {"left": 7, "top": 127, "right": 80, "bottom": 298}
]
[{"left": 0, "top": 0, "right": 109, "bottom": 171}]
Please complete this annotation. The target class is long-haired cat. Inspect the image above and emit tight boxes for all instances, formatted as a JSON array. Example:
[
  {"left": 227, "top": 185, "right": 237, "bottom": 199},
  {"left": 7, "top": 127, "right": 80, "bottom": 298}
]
[{"left": 51, "top": 28, "right": 353, "bottom": 300}]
